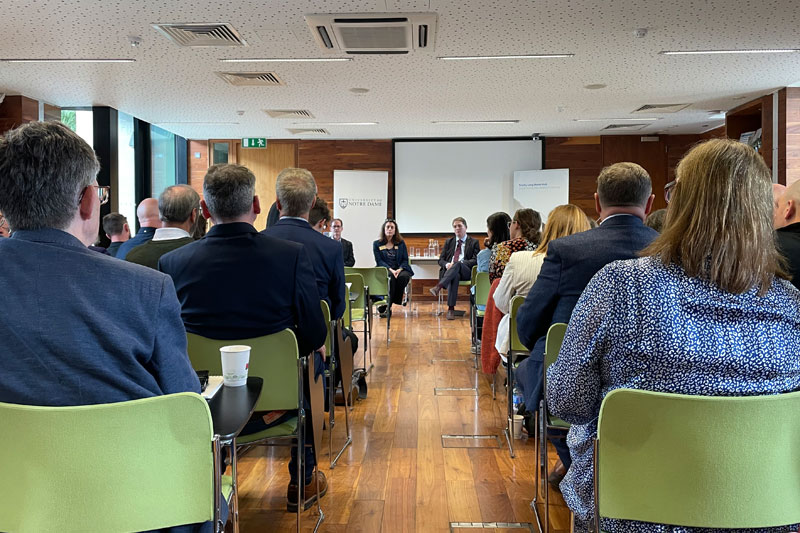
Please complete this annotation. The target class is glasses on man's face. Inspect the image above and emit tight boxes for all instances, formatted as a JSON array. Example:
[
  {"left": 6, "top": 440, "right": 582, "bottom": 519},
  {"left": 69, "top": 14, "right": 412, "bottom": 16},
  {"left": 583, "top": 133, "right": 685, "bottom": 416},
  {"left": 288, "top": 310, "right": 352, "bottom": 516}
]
[
  {"left": 78, "top": 185, "right": 111, "bottom": 206},
  {"left": 664, "top": 180, "right": 677, "bottom": 204}
]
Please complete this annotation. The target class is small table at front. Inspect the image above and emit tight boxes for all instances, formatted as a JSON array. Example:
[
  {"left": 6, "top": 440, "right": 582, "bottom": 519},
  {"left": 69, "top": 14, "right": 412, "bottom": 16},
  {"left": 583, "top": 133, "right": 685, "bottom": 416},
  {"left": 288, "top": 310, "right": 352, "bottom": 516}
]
[{"left": 206, "top": 377, "right": 262, "bottom": 533}]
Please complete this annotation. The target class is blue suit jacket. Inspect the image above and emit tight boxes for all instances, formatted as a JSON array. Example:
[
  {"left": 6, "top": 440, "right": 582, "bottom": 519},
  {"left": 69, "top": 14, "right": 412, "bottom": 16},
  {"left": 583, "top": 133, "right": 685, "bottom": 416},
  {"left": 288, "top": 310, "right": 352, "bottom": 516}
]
[
  {"left": 116, "top": 226, "right": 156, "bottom": 260},
  {"left": 372, "top": 240, "right": 414, "bottom": 275},
  {"left": 515, "top": 215, "right": 658, "bottom": 407},
  {"left": 159, "top": 222, "right": 326, "bottom": 357},
  {"left": 263, "top": 218, "right": 346, "bottom": 320},
  {"left": 0, "top": 229, "right": 200, "bottom": 407}
]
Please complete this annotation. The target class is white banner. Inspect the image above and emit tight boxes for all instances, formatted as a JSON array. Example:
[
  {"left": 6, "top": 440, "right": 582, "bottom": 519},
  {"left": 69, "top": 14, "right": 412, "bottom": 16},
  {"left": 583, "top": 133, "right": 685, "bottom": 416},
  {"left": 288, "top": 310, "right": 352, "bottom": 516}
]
[
  {"left": 333, "top": 170, "right": 389, "bottom": 267},
  {"left": 513, "top": 169, "right": 570, "bottom": 223}
]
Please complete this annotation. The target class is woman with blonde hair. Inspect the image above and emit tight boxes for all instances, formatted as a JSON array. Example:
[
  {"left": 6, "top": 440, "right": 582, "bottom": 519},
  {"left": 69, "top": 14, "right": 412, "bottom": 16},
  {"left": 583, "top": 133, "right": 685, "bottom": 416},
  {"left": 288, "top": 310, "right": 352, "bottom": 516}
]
[{"left": 547, "top": 139, "right": 800, "bottom": 532}]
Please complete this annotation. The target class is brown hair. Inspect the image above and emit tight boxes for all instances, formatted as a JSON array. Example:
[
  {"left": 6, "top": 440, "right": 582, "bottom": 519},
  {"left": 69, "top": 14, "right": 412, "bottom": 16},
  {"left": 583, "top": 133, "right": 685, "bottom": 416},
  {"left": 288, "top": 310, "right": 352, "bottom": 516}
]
[
  {"left": 597, "top": 162, "right": 652, "bottom": 207},
  {"left": 308, "top": 196, "right": 330, "bottom": 226},
  {"left": 535, "top": 204, "right": 591, "bottom": 256},
  {"left": 642, "top": 138, "right": 787, "bottom": 295},
  {"left": 452, "top": 216, "right": 467, "bottom": 228},
  {"left": 378, "top": 219, "right": 404, "bottom": 245},
  {"left": 513, "top": 208, "right": 542, "bottom": 245}
]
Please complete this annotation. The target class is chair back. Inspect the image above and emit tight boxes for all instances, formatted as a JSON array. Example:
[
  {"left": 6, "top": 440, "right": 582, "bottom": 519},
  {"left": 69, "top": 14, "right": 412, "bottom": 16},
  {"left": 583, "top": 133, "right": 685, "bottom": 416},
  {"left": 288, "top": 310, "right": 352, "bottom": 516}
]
[
  {"left": 474, "top": 271, "right": 491, "bottom": 308},
  {"left": 509, "top": 295, "right": 530, "bottom": 352},
  {"left": 0, "top": 393, "right": 214, "bottom": 533},
  {"left": 470, "top": 265, "right": 478, "bottom": 286},
  {"left": 596, "top": 388, "right": 800, "bottom": 528},
  {"left": 320, "top": 300, "right": 333, "bottom": 356},
  {"left": 346, "top": 266, "right": 390, "bottom": 298},
  {"left": 544, "top": 322, "right": 567, "bottom": 369},
  {"left": 336, "top": 321, "right": 355, "bottom": 402},
  {"left": 345, "top": 273, "right": 367, "bottom": 315},
  {"left": 187, "top": 329, "right": 300, "bottom": 412}
]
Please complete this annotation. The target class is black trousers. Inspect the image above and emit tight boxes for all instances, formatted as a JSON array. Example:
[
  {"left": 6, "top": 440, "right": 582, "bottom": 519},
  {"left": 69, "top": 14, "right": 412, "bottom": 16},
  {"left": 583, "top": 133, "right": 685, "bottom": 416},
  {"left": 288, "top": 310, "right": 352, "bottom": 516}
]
[
  {"left": 439, "top": 262, "right": 471, "bottom": 307},
  {"left": 388, "top": 270, "right": 413, "bottom": 305}
]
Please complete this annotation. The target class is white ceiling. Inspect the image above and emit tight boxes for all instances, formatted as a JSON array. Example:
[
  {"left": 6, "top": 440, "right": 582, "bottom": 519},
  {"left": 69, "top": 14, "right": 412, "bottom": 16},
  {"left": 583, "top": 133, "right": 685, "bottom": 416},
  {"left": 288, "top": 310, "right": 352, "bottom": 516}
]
[{"left": 1, "top": 0, "right": 799, "bottom": 139}]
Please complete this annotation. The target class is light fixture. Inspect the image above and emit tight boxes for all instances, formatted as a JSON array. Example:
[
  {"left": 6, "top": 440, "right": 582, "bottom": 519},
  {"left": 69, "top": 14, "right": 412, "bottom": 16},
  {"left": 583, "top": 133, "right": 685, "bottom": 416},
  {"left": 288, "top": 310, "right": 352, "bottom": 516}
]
[
  {"left": 219, "top": 57, "right": 352, "bottom": 63},
  {"left": 0, "top": 58, "right": 136, "bottom": 63},
  {"left": 432, "top": 120, "right": 520, "bottom": 124},
  {"left": 574, "top": 118, "right": 660, "bottom": 122},
  {"left": 155, "top": 121, "right": 240, "bottom": 125},
  {"left": 660, "top": 49, "right": 800, "bottom": 55},
  {"left": 293, "top": 122, "right": 377, "bottom": 126},
  {"left": 438, "top": 54, "right": 573, "bottom": 60}
]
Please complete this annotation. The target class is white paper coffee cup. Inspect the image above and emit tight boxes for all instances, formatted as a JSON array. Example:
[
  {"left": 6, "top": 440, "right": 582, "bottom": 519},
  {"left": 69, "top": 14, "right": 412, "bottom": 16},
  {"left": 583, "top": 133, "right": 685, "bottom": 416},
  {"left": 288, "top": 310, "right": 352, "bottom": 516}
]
[
  {"left": 220, "top": 345, "right": 251, "bottom": 387},
  {"left": 512, "top": 414, "right": 525, "bottom": 439}
]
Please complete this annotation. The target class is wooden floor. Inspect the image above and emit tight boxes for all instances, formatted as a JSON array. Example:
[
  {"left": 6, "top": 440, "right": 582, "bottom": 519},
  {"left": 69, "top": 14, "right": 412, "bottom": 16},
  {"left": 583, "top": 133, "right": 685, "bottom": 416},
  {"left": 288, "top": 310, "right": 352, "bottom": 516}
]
[{"left": 234, "top": 305, "right": 572, "bottom": 532}]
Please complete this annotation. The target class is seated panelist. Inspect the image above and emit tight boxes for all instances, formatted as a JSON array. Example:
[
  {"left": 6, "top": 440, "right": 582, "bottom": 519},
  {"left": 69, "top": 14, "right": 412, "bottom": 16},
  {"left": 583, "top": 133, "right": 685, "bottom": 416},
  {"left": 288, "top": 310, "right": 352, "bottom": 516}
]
[
  {"left": 372, "top": 219, "right": 413, "bottom": 316},
  {"left": 429, "top": 217, "right": 480, "bottom": 320}
]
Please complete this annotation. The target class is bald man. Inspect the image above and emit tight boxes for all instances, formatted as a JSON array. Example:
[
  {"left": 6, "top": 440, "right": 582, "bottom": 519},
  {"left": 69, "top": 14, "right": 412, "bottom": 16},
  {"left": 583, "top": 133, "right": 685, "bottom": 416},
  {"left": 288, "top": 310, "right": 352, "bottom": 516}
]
[
  {"left": 773, "top": 183, "right": 787, "bottom": 218},
  {"left": 774, "top": 181, "right": 800, "bottom": 288},
  {"left": 116, "top": 197, "right": 160, "bottom": 260}
]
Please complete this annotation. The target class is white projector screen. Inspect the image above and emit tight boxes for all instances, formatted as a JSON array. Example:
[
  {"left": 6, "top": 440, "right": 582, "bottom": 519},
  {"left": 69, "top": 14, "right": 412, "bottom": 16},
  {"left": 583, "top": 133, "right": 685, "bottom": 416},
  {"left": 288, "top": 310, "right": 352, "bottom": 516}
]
[{"left": 394, "top": 139, "right": 543, "bottom": 233}]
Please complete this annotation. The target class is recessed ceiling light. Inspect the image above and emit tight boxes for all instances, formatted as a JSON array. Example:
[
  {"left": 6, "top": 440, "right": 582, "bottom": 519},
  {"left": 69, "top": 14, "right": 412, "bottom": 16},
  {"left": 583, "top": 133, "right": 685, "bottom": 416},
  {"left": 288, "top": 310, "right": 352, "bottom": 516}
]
[
  {"left": 438, "top": 54, "right": 574, "bottom": 60},
  {"left": 293, "top": 122, "right": 378, "bottom": 126},
  {"left": 584, "top": 84, "right": 607, "bottom": 90},
  {"left": 0, "top": 58, "right": 136, "bottom": 63},
  {"left": 574, "top": 118, "right": 660, "bottom": 122},
  {"left": 432, "top": 120, "right": 520, "bottom": 125},
  {"left": 660, "top": 49, "right": 800, "bottom": 55},
  {"left": 219, "top": 57, "right": 352, "bottom": 63}
]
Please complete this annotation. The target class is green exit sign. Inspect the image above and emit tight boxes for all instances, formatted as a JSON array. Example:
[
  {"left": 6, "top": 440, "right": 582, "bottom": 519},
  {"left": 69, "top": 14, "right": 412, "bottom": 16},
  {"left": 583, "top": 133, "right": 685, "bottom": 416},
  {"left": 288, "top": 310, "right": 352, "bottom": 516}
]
[{"left": 242, "top": 138, "right": 267, "bottom": 148}]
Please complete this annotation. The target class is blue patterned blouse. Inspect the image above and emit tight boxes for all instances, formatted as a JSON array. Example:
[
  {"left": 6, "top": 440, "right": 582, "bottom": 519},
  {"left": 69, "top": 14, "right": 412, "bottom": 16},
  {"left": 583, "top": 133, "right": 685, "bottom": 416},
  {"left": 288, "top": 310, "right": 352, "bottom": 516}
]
[{"left": 547, "top": 256, "right": 800, "bottom": 533}]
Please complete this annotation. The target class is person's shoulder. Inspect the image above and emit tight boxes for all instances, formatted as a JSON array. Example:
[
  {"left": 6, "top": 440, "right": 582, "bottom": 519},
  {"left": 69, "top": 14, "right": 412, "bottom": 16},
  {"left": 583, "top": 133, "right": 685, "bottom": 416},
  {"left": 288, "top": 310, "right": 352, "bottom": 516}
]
[{"left": 96, "top": 246, "right": 171, "bottom": 285}]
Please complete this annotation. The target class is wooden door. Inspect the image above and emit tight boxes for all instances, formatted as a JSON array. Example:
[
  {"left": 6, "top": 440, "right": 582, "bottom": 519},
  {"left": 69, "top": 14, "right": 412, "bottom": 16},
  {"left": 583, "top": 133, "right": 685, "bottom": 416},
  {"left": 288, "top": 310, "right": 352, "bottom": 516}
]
[{"left": 236, "top": 141, "right": 298, "bottom": 230}]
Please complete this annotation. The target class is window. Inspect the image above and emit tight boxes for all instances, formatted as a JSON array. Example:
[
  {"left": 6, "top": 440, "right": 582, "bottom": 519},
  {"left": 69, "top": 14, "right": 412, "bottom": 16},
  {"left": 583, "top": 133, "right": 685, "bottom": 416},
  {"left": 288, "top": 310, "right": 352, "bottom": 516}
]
[
  {"left": 117, "top": 112, "right": 137, "bottom": 229},
  {"left": 150, "top": 125, "right": 176, "bottom": 198},
  {"left": 212, "top": 142, "right": 230, "bottom": 165},
  {"left": 61, "top": 109, "right": 93, "bottom": 146}
]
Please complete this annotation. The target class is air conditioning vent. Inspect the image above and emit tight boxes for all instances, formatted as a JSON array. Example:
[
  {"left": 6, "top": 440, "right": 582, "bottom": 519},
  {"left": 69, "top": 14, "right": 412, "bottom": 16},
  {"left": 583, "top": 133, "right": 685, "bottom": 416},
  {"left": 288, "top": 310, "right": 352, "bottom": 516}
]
[
  {"left": 152, "top": 23, "right": 247, "bottom": 47},
  {"left": 216, "top": 72, "right": 283, "bottom": 86},
  {"left": 633, "top": 103, "right": 690, "bottom": 113},
  {"left": 306, "top": 13, "right": 437, "bottom": 55},
  {"left": 265, "top": 109, "right": 314, "bottom": 119},
  {"left": 288, "top": 128, "right": 329, "bottom": 135},
  {"left": 602, "top": 123, "right": 651, "bottom": 131}
]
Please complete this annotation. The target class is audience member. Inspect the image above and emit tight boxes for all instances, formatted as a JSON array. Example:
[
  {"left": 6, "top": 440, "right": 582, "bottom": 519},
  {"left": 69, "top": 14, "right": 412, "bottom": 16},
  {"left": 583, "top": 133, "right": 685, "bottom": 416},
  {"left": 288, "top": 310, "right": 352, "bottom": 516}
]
[
  {"left": 477, "top": 212, "right": 511, "bottom": 273},
  {"left": 263, "top": 169, "right": 345, "bottom": 321},
  {"left": 493, "top": 205, "right": 591, "bottom": 355},
  {"left": 126, "top": 185, "right": 198, "bottom": 269},
  {"left": 773, "top": 180, "right": 800, "bottom": 288},
  {"left": 265, "top": 200, "right": 280, "bottom": 228},
  {"left": 372, "top": 219, "right": 413, "bottom": 316},
  {"left": 430, "top": 217, "right": 480, "bottom": 320},
  {"left": 488, "top": 208, "right": 541, "bottom": 282},
  {"left": 0, "top": 210, "right": 11, "bottom": 237},
  {"left": 644, "top": 207, "right": 667, "bottom": 233},
  {"left": 158, "top": 163, "right": 327, "bottom": 512},
  {"left": 330, "top": 218, "right": 355, "bottom": 267},
  {"left": 190, "top": 208, "right": 208, "bottom": 240},
  {"left": 102, "top": 212, "right": 130, "bottom": 256},
  {"left": 308, "top": 196, "right": 331, "bottom": 234},
  {"left": 515, "top": 162, "right": 657, "bottom": 488},
  {"left": 548, "top": 139, "right": 800, "bottom": 533},
  {"left": 773, "top": 183, "right": 787, "bottom": 215},
  {"left": 116, "top": 197, "right": 160, "bottom": 259}
]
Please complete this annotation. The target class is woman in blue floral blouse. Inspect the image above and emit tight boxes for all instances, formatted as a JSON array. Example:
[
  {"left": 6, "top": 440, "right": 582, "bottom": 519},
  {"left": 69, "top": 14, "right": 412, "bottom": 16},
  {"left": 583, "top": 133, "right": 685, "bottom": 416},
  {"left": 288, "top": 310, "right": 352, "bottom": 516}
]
[{"left": 547, "top": 138, "right": 800, "bottom": 533}]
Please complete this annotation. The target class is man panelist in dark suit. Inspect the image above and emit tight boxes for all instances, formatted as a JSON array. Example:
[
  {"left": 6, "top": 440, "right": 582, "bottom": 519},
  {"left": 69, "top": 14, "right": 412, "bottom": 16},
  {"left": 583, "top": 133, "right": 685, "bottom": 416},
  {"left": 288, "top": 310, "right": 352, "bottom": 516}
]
[
  {"left": 159, "top": 163, "right": 328, "bottom": 511},
  {"left": 429, "top": 217, "right": 480, "bottom": 320},
  {"left": 331, "top": 218, "right": 355, "bottom": 267},
  {"left": 515, "top": 162, "right": 658, "bottom": 485},
  {"left": 263, "top": 168, "right": 346, "bottom": 321}
]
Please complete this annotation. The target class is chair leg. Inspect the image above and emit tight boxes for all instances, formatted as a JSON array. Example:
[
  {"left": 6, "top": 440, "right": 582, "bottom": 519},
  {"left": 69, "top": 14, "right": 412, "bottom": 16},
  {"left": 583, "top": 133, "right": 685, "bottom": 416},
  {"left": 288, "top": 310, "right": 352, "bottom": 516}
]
[
  {"left": 230, "top": 438, "right": 240, "bottom": 533},
  {"left": 313, "top": 464, "right": 325, "bottom": 532},
  {"left": 505, "top": 361, "right": 515, "bottom": 458},
  {"left": 213, "top": 437, "right": 222, "bottom": 533}
]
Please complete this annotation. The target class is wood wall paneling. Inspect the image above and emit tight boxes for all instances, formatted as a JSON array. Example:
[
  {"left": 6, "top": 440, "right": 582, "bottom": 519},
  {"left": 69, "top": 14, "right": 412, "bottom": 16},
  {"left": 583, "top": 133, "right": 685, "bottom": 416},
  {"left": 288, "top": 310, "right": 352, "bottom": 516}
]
[
  {"left": 781, "top": 88, "right": 800, "bottom": 186},
  {"left": 0, "top": 95, "right": 39, "bottom": 134},
  {"left": 187, "top": 140, "right": 208, "bottom": 197},
  {"left": 43, "top": 103, "right": 61, "bottom": 122},
  {"left": 237, "top": 140, "right": 298, "bottom": 231},
  {"left": 544, "top": 137, "right": 603, "bottom": 216}
]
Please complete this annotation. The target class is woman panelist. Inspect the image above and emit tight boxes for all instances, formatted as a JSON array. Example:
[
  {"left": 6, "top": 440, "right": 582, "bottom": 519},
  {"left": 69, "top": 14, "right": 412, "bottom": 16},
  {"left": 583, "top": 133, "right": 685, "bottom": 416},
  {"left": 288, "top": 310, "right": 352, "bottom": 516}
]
[{"left": 372, "top": 219, "right": 413, "bottom": 317}]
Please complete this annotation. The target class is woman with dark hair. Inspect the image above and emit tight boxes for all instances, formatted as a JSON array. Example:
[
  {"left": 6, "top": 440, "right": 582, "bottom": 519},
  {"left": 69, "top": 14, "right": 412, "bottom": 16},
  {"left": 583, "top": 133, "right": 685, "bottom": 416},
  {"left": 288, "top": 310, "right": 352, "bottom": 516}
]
[
  {"left": 548, "top": 139, "right": 800, "bottom": 532},
  {"left": 488, "top": 208, "right": 541, "bottom": 282},
  {"left": 372, "top": 219, "right": 414, "bottom": 316},
  {"left": 477, "top": 211, "right": 511, "bottom": 272}
]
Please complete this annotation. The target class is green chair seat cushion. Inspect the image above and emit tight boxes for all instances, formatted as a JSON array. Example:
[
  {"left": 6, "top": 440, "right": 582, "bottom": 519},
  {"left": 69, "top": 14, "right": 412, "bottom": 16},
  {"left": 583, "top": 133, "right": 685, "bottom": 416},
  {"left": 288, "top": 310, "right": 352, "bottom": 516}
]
[
  {"left": 547, "top": 415, "right": 570, "bottom": 429},
  {"left": 351, "top": 309, "right": 366, "bottom": 321},
  {"left": 476, "top": 309, "right": 485, "bottom": 318},
  {"left": 236, "top": 418, "right": 298, "bottom": 444},
  {"left": 458, "top": 280, "right": 471, "bottom": 286},
  {"left": 222, "top": 475, "right": 233, "bottom": 502}
]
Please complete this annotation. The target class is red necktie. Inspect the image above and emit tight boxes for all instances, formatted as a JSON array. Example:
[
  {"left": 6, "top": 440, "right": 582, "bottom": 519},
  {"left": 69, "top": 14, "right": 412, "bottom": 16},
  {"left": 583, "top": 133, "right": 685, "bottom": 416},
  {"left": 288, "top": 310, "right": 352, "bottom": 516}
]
[{"left": 453, "top": 239, "right": 462, "bottom": 262}]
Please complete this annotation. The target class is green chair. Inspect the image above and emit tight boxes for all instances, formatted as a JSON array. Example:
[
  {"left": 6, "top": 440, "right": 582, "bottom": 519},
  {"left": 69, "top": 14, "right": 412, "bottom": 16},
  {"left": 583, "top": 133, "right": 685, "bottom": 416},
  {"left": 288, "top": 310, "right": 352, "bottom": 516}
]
[
  {"left": 321, "top": 300, "right": 353, "bottom": 468},
  {"left": 503, "top": 294, "right": 531, "bottom": 459},
  {"left": 345, "top": 272, "right": 370, "bottom": 366},
  {"left": 470, "top": 270, "right": 490, "bottom": 366},
  {"left": 595, "top": 388, "right": 800, "bottom": 531},
  {"left": 533, "top": 322, "right": 569, "bottom": 533},
  {"left": 0, "top": 393, "right": 230, "bottom": 533},
  {"left": 186, "top": 329, "right": 324, "bottom": 533},
  {"left": 346, "top": 266, "right": 392, "bottom": 345},
  {"left": 437, "top": 267, "right": 472, "bottom": 317}
]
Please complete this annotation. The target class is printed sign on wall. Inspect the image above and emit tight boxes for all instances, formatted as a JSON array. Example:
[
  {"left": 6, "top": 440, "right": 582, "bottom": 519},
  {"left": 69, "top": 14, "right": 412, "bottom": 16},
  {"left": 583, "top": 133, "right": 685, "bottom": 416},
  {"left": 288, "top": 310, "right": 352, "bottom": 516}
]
[{"left": 333, "top": 170, "right": 389, "bottom": 267}]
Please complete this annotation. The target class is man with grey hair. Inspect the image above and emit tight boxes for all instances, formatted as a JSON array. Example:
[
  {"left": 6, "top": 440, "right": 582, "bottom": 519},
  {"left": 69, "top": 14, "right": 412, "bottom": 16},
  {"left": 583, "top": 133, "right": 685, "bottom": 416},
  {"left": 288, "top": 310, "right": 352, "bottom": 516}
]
[
  {"left": 0, "top": 119, "right": 201, "bottom": 433},
  {"left": 159, "top": 163, "right": 328, "bottom": 511},
  {"left": 126, "top": 184, "right": 198, "bottom": 269}
]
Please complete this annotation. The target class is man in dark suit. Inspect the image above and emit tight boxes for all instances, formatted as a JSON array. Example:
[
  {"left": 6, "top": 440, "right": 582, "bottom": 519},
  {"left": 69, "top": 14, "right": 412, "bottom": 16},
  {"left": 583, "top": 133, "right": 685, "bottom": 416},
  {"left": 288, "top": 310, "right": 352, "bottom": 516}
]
[
  {"left": 159, "top": 163, "right": 328, "bottom": 512},
  {"left": 263, "top": 170, "right": 346, "bottom": 321},
  {"left": 330, "top": 218, "right": 355, "bottom": 267},
  {"left": 515, "top": 162, "right": 658, "bottom": 485},
  {"left": 116, "top": 197, "right": 160, "bottom": 260},
  {"left": 101, "top": 212, "right": 130, "bottom": 257},
  {"left": 429, "top": 217, "right": 480, "bottom": 319},
  {"left": 773, "top": 180, "right": 800, "bottom": 288}
]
